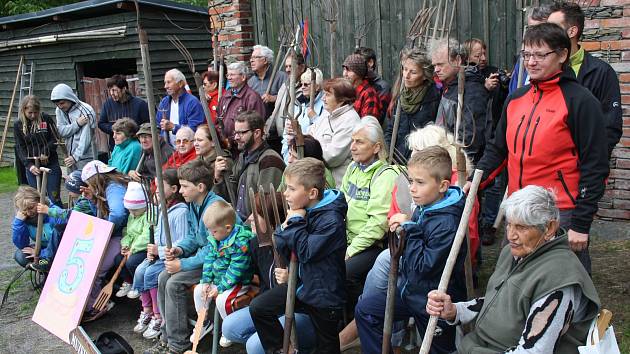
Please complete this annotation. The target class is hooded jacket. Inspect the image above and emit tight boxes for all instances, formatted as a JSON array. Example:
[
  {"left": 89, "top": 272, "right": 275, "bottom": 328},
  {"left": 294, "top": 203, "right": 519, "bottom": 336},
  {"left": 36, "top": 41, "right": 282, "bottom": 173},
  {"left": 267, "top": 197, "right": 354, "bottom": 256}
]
[
  {"left": 398, "top": 187, "right": 467, "bottom": 317},
  {"left": 200, "top": 224, "right": 254, "bottom": 293},
  {"left": 276, "top": 189, "right": 348, "bottom": 309},
  {"left": 435, "top": 68, "right": 489, "bottom": 163},
  {"left": 121, "top": 211, "right": 150, "bottom": 254},
  {"left": 156, "top": 202, "right": 189, "bottom": 260},
  {"left": 341, "top": 160, "right": 398, "bottom": 257},
  {"left": 476, "top": 70, "right": 609, "bottom": 234},
  {"left": 12, "top": 203, "right": 65, "bottom": 260},
  {"left": 384, "top": 83, "right": 441, "bottom": 160},
  {"left": 50, "top": 83, "right": 97, "bottom": 169},
  {"left": 177, "top": 192, "right": 236, "bottom": 271}
]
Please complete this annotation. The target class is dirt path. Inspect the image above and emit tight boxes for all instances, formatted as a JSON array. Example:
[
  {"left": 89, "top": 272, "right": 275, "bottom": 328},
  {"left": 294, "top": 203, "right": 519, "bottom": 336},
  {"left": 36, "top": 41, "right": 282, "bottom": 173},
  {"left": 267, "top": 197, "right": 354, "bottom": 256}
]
[{"left": 0, "top": 189, "right": 628, "bottom": 353}]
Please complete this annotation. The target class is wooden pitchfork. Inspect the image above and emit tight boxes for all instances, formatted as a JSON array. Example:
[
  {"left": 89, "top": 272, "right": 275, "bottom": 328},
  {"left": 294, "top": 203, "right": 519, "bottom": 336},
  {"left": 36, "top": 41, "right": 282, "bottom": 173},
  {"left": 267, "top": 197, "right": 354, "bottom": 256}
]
[
  {"left": 382, "top": 227, "right": 407, "bottom": 354},
  {"left": 185, "top": 299, "right": 209, "bottom": 354},
  {"left": 93, "top": 254, "right": 128, "bottom": 311},
  {"left": 33, "top": 167, "right": 51, "bottom": 265}
]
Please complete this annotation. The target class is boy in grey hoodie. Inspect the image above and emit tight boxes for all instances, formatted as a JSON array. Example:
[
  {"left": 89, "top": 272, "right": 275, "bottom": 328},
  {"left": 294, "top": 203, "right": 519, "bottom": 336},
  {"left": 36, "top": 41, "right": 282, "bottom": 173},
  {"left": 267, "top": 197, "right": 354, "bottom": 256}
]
[{"left": 50, "top": 83, "right": 97, "bottom": 171}]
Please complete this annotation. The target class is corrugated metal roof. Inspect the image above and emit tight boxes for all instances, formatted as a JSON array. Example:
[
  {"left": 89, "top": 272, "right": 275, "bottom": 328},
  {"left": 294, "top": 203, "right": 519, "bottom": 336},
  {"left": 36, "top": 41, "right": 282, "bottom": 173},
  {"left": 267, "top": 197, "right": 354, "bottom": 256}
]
[{"left": 0, "top": 0, "right": 207, "bottom": 27}]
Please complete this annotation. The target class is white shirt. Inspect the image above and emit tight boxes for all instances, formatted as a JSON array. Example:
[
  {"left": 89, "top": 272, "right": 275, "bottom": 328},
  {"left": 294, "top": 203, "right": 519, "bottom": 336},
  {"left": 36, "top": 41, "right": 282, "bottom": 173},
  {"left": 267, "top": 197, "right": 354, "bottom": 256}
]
[{"left": 169, "top": 99, "right": 180, "bottom": 146}]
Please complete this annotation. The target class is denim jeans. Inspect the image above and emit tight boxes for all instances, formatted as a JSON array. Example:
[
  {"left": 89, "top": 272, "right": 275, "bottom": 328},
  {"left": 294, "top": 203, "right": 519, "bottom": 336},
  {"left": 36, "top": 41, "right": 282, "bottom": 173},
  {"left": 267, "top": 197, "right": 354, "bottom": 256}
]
[
  {"left": 362, "top": 249, "right": 406, "bottom": 347},
  {"left": 222, "top": 306, "right": 316, "bottom": 354},
  {"left": 132, "top": 259, "right": 165, "bottom": 291},
  {"left": 480, "top": 170, "right": 507, "bottom": 226}
]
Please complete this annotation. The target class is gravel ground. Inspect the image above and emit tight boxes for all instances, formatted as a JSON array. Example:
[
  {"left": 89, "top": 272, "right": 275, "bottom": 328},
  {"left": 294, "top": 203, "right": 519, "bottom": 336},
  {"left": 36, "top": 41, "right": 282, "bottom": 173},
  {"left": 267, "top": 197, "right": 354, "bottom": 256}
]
[{"left": 1, "top": 188, "right": 628, "bottom": 354}]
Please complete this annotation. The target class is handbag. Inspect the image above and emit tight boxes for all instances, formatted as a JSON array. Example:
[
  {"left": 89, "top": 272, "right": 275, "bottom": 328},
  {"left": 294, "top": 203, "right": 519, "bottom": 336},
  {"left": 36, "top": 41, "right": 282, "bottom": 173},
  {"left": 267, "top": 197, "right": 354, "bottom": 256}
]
[{"left": 578, "top": 310, "right": 620, "bottom": 354}]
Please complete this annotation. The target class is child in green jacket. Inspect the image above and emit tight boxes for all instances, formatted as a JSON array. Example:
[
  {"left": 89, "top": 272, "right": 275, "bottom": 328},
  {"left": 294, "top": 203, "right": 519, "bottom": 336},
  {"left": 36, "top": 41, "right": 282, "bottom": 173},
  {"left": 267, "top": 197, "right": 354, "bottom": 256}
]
[
  {"left": 115, "top": 181, "right": 150, "bottom": 297},
  {"left": 193, "top": 199, "right": 253, "bottom": 322}
]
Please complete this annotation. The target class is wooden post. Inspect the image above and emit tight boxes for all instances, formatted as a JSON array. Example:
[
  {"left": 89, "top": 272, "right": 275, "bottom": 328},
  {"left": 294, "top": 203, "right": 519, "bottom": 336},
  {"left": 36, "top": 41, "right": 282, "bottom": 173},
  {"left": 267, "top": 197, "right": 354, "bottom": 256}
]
[
  {"left": 135, "top": 2, "right": 172, "bottom": 248},
  {"left": 0, "top": 56, "right": 24, "bottom": 161},
  {"left": 418, "top": 169, "right": 483, "bottom": 354},
  {"left": 382, "top": 228, "right": 406, "bottom": 354},
  {"left": 34, "top": 167, "right": 51, "bottom": 264}
]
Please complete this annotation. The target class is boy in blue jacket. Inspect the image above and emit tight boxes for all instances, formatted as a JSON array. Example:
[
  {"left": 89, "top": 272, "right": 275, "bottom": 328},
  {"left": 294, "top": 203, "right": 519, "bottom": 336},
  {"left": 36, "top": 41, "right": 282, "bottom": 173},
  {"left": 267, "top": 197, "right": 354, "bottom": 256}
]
[
  {"left": 354, "top": 146, "right": 468, "bottom": 354},
  {"left": 249, "top": 157, "right": 347, "bottom": 354},
  {"left": 150, "top": 159, "right": 230, "bottom": 354}
]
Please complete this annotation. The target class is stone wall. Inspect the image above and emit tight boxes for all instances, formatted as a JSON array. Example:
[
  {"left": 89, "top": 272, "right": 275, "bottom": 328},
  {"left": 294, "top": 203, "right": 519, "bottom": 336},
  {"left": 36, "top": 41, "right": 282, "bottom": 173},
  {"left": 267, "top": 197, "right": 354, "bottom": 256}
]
[{"left": 582, "top": 0, "right": 630, "bottom": 221}]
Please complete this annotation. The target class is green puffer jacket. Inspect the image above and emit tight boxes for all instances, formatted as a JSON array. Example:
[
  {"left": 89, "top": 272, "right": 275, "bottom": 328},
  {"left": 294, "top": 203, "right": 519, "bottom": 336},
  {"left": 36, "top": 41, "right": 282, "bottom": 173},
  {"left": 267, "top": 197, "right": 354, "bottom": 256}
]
[
  {"left": 341, "top": 159, "right": 398, "bottom": 257},
  {"left": 200, "top": 224, "right": 254, "bottom": 293},
  {"left": 121, "top": 212, "right": 150, "bottom": 254}
]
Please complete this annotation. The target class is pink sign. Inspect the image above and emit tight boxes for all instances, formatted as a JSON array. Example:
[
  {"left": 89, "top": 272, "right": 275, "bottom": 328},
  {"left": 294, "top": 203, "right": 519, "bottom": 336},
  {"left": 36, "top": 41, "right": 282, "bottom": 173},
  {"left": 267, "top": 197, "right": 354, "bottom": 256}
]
[{"left": 32, "top": 212, "right": 114, "bottom": 343}]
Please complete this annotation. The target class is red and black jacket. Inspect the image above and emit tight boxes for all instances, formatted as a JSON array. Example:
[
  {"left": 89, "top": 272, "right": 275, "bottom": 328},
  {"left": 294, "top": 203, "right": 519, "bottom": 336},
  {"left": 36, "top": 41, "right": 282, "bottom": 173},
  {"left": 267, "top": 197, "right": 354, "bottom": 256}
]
[{"left": 476, "top": 69, "right": 609, "bottom": 234}]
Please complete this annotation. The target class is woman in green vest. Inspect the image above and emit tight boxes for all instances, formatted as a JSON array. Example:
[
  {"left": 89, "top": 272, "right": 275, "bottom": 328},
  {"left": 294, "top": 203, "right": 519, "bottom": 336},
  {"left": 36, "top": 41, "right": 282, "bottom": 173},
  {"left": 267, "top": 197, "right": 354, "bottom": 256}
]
[{"left": 426, "top": 185, "right": 600, "bottom": 353}]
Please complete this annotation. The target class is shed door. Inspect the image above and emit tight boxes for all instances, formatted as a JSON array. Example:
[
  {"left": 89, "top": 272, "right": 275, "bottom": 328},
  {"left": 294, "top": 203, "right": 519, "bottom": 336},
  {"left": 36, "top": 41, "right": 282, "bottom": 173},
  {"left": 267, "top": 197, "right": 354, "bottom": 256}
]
[{"left": 81, "top": 75, "right": 141, "bottom": 156}]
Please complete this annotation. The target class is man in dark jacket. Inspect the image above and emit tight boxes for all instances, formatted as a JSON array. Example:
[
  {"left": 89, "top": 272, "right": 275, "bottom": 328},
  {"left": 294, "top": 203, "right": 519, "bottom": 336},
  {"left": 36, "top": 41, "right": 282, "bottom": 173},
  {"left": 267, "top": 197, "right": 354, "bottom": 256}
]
[
  {"left": 249, "top": 158, "right": 347, "bottom": 354},
  {"left": 432, "top": 38, "right": 489, "bottom": 164},
  {"left": 548, "top": 1, "right": 622, "bottom": 158},
  {"left": 213, "top": 111, "right": 284, "bottom": 220},
  {"left": 355, "top": 147, "right": 467, "bottom": 354},
  {"left": 217, "top": 62, "right": 266, "bottom": 157},
  {"left": 98, "top": 75, "right": 150, "bottom": 151},
  {"left": 128, "top": 123, "right": 173, "bottom": 182}
]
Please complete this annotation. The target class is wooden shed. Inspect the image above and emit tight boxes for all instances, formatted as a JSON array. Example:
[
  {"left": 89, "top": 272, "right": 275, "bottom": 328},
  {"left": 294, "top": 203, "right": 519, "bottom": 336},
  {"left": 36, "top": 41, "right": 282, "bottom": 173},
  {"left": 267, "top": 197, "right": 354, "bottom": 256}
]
[{"left": 0, "top": 0, "right": 212, "bottom": 166}]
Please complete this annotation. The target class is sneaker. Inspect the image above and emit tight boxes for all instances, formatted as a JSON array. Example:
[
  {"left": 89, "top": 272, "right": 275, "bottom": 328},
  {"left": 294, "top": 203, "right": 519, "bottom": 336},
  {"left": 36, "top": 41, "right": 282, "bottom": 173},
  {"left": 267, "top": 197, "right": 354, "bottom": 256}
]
[
  {"left": 116, "top": 282, "right": 132, "bottom": 297},
  {"left": 127, "top": 289, "right": 141, "bottom": 299},
  {"left": 133, "top": 311, "right": 153, "bottom": 333},
  {"left": 219, "top": 335, "right": 233, "bottom": 347},
  {"left": 82, "top": 301, "right": 115, "bottom": 323},
  {"left": 143, "top": 317, "right": 163, "bottom": 339},
  {"left": 28, "top": 259, "right": 51, "bottom": 273},
  {"left": 142, "top": 340, "right": 167, "bottom": 354},
  {"left": 189, "top": 320, "right": 213, "bottom": 343}
]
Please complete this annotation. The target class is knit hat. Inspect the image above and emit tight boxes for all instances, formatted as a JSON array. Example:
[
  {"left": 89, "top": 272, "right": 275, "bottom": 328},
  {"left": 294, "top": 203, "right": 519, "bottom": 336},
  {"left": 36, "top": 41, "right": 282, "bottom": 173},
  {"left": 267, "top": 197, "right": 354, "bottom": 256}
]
[
  {"left": 81, "top": 160, "right": 117, "bottom": 182},
  {"left": 137, "top": 123, "right": 152, "bottom": 136},
  {"left": 65, "top": 170, "right": 86, "bottom": 194},
  {"left": 123, "top": 182, "right": 147, "bottom": 210},
  {"left": 343, "top": 54, "right": 368, "bottom": 79}
]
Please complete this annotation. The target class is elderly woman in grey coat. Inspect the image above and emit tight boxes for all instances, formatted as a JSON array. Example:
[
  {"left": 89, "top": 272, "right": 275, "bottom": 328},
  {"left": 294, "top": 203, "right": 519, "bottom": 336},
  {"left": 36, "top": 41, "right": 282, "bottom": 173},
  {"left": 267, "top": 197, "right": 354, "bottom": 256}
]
[{"left": 427, "top": 185, "right": 600, "bottom": 354}]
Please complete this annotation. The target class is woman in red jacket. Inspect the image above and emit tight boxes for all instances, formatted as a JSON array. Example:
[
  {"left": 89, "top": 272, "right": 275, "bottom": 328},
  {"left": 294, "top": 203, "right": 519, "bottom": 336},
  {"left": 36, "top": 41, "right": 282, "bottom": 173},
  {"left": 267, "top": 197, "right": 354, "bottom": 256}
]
[{"left": 470, "top": 23, "right": 609, "bottom": 273}]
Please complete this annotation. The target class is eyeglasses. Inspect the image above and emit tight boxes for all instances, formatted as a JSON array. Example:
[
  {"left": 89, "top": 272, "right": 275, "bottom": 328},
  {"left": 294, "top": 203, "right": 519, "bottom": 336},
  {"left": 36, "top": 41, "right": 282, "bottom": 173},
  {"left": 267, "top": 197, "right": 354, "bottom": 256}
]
[
  {"left": 521, "top": 50, "right": 556, "bottom": 62},
  {"left": 233, "top": 129, "right": 252, "bottom": 137},
  {"left": 250, "top": 55, "right": 265, "bottom": 60},
  {"left": 175, "top": 139, "right": 191, "bottom": 144}
]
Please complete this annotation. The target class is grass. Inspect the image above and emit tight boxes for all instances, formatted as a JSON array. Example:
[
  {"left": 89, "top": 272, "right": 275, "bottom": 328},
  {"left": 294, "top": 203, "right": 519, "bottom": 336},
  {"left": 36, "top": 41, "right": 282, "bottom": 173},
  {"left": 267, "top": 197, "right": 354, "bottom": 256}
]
[{"left": 0, "top": 166, "right": 18, "bottom": 194}]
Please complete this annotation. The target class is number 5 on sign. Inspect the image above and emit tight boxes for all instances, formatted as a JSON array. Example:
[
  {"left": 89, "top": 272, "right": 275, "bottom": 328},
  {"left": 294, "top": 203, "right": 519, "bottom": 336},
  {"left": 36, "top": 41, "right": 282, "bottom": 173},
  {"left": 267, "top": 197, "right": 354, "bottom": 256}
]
[{"left": 33, "top": 212, "right": 114, "bottom": 344}]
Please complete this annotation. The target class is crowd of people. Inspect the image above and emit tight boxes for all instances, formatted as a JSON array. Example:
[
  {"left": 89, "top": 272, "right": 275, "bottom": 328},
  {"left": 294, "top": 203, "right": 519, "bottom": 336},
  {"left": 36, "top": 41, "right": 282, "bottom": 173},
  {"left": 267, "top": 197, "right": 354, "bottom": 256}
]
[{"left": 10, "top": 1, "right": 621, "bottom": 353}]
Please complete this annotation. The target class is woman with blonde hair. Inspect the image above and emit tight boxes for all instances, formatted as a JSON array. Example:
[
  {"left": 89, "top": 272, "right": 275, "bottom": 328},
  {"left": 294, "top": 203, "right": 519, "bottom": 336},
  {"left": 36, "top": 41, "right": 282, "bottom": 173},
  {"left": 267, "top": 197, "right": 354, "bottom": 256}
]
[{"left": 14, "top": 95, "right": 62, "bottom": 204}]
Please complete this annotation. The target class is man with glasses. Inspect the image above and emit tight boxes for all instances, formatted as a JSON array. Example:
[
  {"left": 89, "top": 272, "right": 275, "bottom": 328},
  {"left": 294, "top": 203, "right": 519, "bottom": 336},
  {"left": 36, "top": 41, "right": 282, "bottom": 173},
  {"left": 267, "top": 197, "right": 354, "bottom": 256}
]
[
  {"left": 98, "top": 74, "right": 150, "bottom": 151},
  {"left": 248, "top": 45, "right": 287, "bottom": 104},
  {"left": 548, "top": 1, "right": 622, "bottom": 159},
  {"left": 216, "top": 62, "right": 266, "bottom": 157},
  {"left": 213, "top": 110, "right": 285, "bottom": 221}
]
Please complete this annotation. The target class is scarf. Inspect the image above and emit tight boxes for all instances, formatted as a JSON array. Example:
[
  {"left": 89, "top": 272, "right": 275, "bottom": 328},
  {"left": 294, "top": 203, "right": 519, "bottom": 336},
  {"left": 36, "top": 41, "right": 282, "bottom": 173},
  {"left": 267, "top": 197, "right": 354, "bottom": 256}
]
[{"left": 399, "top": 84, "right": 428, "bottom": 114}]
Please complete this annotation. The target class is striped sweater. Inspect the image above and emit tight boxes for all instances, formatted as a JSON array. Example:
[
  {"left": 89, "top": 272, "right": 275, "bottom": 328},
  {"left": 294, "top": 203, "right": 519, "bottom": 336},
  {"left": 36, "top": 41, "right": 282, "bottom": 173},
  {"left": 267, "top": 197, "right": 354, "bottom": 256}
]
[{"left": 200, "top": 224, "right": 254, "bottom": 293}]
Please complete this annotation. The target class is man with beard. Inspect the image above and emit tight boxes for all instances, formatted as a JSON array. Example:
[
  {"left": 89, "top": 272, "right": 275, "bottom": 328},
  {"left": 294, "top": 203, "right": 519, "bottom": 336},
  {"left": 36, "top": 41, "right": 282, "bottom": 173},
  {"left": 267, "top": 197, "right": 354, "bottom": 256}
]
[
  {"left": 98, "top": 75, "right": 150, "bottom": 151},
  {"left": 213, "top": 111, "right": 285, "bottom": 221}
]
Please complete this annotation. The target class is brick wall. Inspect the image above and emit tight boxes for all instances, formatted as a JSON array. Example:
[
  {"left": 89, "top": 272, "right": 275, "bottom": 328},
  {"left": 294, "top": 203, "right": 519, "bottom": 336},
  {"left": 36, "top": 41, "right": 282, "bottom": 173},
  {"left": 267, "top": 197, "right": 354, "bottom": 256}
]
[
  {"left": 582, "top": 0, "right": 630, "bottom": 221},
  {"left": 208, "top": 0, "right": 255, "bottom": 64}
]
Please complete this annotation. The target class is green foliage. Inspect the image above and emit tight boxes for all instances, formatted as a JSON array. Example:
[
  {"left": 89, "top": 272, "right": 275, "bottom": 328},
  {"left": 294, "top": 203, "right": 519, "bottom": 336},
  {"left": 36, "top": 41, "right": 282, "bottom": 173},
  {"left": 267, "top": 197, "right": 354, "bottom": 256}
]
[{"left": 1, "top": 0, "right": 208, "bottom": 17}]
